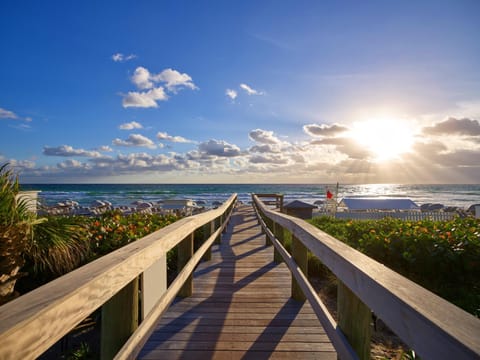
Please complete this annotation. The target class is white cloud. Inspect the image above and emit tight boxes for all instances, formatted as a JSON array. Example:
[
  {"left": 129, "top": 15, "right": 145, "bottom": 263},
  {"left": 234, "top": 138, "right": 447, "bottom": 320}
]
[
  {"left": 156, "top": 131, "right": 193, "bottom": 143},
  {"left": 303, "top": 123, "right": 349, "bottom": 137},
  {"left": 9, "top": 159, "right": 36, "bottom": 170},
  {"left": 422, "top": 117, "right": 480, "bottom": 136},
  {"left": 122, "top": 87, "right": 168, "bottom": 108},
  {"left": 152, "top": 68, "right": 197, "bottom": 92},
  {"left": 119, "top": 121, "right": 143, "bottom": 130},
  {"left": 198, "top": 139, "right": 242, "bottom": 157},
  {"left": 249, "top": 129, "right": 281, "bottom": 144},
  {"left": 226, "top": 89, "right": 237, "bottom": 100},
  {"left": 112, "top": 53, "right": 137, "bottom": 62},
  {"left": 131, "top": 66, "right": 197, "bottom": 92},
  {"left": 57, "top": 159, "right": 89, "bottom": 170},
  {"left": 240, "top": 83, "right": 263, "bottom": 96},
  {"left": 112, "top": 134, "right": 157, "bottom": 149},
  {"left": 43, "top": 145, "right": 102, "bottom": 158},
  {"left": 97, "top": 145, "right": 113, "bottom": 152},
  {"left": 131, "top": 67, "right": 154, "bottom": 90},
  {"left": 0, "top": 107, "right": 18, "bottom": 119},
  {"left": 123, "top": 67, "right": 196, "bottom": 108}
]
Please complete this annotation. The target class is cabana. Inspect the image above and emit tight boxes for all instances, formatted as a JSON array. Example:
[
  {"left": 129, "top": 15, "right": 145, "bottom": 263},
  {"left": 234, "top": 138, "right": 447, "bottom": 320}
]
[
  {"left": 283, "top": 200, "right": 316, "bottom": 219},
  {"left": 340, "top": 198, "right": 419, "bottom": 212}
]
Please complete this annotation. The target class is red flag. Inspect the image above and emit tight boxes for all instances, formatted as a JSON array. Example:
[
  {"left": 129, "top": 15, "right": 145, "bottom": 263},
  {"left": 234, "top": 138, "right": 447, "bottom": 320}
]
[{"left": 326, "top": 190, "right": 333, "bottom": 199}]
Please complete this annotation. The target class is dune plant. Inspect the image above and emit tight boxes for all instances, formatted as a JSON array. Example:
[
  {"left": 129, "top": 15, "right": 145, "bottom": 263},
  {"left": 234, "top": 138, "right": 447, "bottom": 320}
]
[
  {"left": 309, "top": 215, "right": 480, "bottom": 316},
  {"left": 0, "top": 163, "right": 89, "bottom": 304},
  {"left": 0, "top": 164, "right": 38, "bottom": 303}
]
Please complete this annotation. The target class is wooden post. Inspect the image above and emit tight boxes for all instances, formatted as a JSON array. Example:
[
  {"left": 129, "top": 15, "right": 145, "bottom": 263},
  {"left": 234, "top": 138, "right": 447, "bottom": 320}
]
[
  {"left": 291, "top": 235, "right": 307, "bottom": 301},
  {"left": 202, "top": 220, "right": 214, "bottom": 261},
  {"left": 274, "top": 225, "right": 285, "bottom": 264},
  {"left": 265, "top": 217, "right": 272, "bottom": 247},
  {"left": 178, "top": 233, "right": 194, "bottom": 297},
  {"left": 221, "top": 213, "right": 227, "bottom": 234},
  {"left": 337, "top": 281, "right": 372, "bottom": 360},
  {"left": 101, "top": 278, "right": 139, "bottom": 360},
  {"left": 273, "top": 222, "right": 284, "bottom": 263},
  {"left": 215, "top": 216, "right": 221, "bottom": 244}
]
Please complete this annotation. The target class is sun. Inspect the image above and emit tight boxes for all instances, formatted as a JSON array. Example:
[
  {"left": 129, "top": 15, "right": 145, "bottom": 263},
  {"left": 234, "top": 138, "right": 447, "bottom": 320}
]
[{"left": 350, "top": 118, "right": 415, "bottom": 162}]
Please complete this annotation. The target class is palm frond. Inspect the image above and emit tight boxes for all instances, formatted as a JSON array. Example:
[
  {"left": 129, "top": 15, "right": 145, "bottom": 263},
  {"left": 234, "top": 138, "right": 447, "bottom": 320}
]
[{"left": 28, "top": 216, "right": 90, "bottom": 275}]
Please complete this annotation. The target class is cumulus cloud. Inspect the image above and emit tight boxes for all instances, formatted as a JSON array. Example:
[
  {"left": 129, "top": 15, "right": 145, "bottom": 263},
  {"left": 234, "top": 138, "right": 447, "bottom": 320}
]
[
  {"left": 249, "top": 154, "right": 289, "bottom": 165},
  {"left": 156, "top": 132, "right": 193, "bottom": 143},
  {"left": 153, "top": 68, "right": 197, "bottom": 92},
  {"left": 130, "top": 67, "right": 196, "bottom": 92},
  {"left": 57, "top": 159, "right": 89, "bottom": 170},
  {"left": 97, "top": 145, "right": 113, "bottom": 152},
  {"left": 240, "top": 83, "right": 263, "bottom": 95},
  {"left": 8, "top": 159, "right": 36, "bottom": 170},
  {"left": 311, "top": 137, "right": 372, "bottom": 160},
  {"left": 43, "top": 145, "right": 102, "bottom": 157},
  {"left": 422, "top": 117, "right": 480, "bottom": 136},
  {"left": 123, "top": 67, "right": 196, "bottom": 108},
  {"left": 112, "top": 134, "right": 157, "bottom": 149},
  {"left": 122, "top": 87, "right": 168, "bottom": 108},
  {"left": 0, "top": 107, "right": 18, "bottom": 119},
  {"left": 303, "top": 123, "right": 349, "bottom": 137},
  {"left": 226, "top": 89, "right": 237, "bottom": 100},
  {"left": 119, "top": 121, "right": 143, "bottom": 130},
  {"left": 249, "top": 144, "right": 281, "bottom": 154},
  {"left": 131, "top": 67, "right": 154, "bottom": 90},
  {"left": 112, "top": 53, "right": 137, "bottom": 62},
  {"left": 198, "top": 139, "right": 242, "bottom": 157},
  {"left": 249, "top": 129, "right": 281, "bottom": 144}
]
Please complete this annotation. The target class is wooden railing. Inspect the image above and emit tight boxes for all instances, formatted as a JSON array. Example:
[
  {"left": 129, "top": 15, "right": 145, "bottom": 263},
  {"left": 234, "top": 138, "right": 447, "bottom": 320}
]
[
  {"left": 0, "top": 194, "right": 237, "bottom": 360},
  {"left": 252, "top": 194, "right": 480, "bottom": 360}
]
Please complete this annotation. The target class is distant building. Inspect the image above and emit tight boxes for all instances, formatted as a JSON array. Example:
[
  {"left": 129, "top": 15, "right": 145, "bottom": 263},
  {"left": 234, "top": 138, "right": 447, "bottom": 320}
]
[
  {"left": 162, "top": 199, "right": 202, "bottom": 216},
  {"left": 339, "top": 198, "right": 419, "bottom": 211},
  {"left": 16, "top": 191, "right": 40, "bottom": 214},
  {"left": 283, "top": 200, "right": 316, "bottom": 219}
]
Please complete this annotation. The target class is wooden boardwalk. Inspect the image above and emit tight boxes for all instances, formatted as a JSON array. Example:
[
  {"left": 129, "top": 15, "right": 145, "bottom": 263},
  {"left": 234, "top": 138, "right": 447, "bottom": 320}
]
[{"left": 139, "top": 204, "right": 336, "bottom": 359}]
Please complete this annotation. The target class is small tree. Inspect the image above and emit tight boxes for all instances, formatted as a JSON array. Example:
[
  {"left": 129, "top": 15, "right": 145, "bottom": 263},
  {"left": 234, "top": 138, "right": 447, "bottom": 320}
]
[{"left": 0, "top": 163, "right": 89, "bottom": 304}]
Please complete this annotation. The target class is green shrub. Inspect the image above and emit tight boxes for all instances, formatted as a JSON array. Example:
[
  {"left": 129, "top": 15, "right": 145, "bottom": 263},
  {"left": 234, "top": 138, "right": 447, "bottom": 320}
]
[{"left": 308, "top": 216, "right": 480, "bottom": 316}]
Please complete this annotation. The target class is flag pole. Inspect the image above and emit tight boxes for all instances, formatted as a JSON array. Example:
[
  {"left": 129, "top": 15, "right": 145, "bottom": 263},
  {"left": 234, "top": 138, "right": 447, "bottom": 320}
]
[{"left": 335, "top": 182, "right": 339, "bottom": 214}]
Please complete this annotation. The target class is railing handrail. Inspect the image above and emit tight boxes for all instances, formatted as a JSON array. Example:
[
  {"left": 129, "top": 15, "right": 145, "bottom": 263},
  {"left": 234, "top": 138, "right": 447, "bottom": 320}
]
[
  {"left": 252, "top": 194, "right": 480, "bottom": 360},
  {"left": 0, "top": 194, "right": 237, "bottom": 360}
]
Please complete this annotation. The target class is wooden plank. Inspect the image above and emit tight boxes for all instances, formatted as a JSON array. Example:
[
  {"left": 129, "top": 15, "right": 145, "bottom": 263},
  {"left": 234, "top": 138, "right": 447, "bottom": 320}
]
[
  {"left": 140, "top": 350, "right": 335, "bottom": 360},
  {"left": 150, "top": 325, "right": 327, "bottom": 335}
]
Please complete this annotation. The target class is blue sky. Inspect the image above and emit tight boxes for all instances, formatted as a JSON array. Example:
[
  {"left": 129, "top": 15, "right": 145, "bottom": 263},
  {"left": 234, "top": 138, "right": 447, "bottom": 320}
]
[{"left": 1, "top": 1, "right": 479, "bottom": 183}]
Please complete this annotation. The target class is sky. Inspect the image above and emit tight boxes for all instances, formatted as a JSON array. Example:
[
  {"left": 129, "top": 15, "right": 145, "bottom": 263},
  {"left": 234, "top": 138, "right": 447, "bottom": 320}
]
[{"left": 1, "top": 0, "right": 479, "bottom": 184}]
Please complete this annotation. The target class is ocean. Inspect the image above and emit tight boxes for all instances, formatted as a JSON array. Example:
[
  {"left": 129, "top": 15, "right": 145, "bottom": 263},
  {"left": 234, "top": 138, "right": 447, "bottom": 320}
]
[{"left": 19, "top": 183, "right": 480, "bottom": 210}]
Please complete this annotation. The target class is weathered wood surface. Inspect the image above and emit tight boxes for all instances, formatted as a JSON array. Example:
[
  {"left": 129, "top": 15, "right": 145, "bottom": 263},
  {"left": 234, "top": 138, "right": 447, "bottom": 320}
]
[
  {"left": 138, "top": 205, "right": 336, "bottom": 360},
  {"left": 253, "top": 195, "right": 480, "bottom": 360}
]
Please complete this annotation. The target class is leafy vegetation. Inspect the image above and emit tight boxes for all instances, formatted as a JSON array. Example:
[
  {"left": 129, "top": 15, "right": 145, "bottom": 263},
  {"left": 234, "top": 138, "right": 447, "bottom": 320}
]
[
  {"left": 308, "top": 216, "right": 480, "bottom": 316},
  {"left": 0, "top": 164, "right": 90, "bottom": 304}
]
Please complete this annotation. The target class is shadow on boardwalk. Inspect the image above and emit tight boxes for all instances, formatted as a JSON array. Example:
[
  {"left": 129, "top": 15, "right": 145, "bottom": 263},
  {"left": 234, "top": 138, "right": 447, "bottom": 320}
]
[{"left": 139, "top": 204, "right": 336, "bottom": 360}]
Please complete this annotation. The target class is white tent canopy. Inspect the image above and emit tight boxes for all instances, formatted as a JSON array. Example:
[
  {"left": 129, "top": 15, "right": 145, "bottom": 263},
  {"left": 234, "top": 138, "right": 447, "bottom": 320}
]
[{"left": 340, "top": 198, "right": 419, "bottom": 211}]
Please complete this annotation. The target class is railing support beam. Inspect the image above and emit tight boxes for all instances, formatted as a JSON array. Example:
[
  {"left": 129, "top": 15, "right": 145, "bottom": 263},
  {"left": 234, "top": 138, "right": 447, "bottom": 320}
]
[
  {"left": 101, "top": 277, "right": 139, "bottom": 360},
  {"left": 291, "top": 234, "right": 308, "bottom": 301},
  {"left": 337, "top": 281, "right": 372, "bottom": 360},
  {"left": 273, "top": 222, "right": 283, "bottom": 263},
  {"left": 178, "top": 233, "right": 194, "bottom": 297}
]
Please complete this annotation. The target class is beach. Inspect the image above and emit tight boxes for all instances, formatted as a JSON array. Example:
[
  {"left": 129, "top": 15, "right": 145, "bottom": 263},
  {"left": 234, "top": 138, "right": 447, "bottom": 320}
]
[{"left": 20, "top": 183, "right": 480, "bottom": 212}]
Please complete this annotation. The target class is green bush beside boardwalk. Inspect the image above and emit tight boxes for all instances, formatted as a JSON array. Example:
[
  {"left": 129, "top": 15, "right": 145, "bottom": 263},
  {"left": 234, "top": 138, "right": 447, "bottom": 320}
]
[
  {"left": 16, "top": 211, "right": 181, "bottom": 295},
  {"left": 307, "top": 216, "right": 480, "bottom": 317}
]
